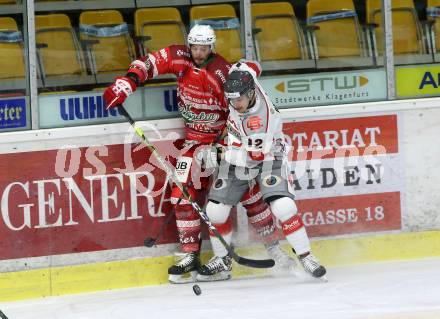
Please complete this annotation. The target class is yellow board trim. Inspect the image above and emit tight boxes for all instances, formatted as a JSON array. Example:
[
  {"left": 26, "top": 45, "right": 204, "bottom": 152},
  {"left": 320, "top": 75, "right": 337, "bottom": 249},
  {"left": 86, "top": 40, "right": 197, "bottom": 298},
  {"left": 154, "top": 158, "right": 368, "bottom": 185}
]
[{"left": 1, "top": 231, "right": 440, "bottom": 302}]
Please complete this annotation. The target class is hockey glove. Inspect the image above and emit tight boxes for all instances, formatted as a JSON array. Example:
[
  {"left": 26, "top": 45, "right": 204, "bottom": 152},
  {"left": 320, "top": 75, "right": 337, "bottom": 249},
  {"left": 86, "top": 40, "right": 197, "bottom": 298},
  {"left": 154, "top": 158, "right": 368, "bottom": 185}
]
[
  {"left": 103, "top": 76, "right": 137, "bottom": 109},
  {"left": 195, "top": 145, "right": 223, "bottom": 169}
]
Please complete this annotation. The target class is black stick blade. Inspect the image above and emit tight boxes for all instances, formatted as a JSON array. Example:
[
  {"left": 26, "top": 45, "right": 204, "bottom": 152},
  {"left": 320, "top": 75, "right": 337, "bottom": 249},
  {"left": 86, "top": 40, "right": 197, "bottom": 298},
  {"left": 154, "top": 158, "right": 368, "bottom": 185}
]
[
  {"left": 232, "top": 253, "right": 275, "bottom": 269},
  {"left": 144, "top": 237, "right": 156, "bottom": 248}
]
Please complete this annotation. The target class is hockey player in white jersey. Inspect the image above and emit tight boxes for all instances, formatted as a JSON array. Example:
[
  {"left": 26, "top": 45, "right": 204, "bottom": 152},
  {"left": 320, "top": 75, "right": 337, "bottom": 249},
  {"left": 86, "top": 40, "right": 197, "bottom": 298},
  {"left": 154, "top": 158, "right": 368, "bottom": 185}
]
[{"left": 197, "top": 62, "right": 327, "bottom": 282}]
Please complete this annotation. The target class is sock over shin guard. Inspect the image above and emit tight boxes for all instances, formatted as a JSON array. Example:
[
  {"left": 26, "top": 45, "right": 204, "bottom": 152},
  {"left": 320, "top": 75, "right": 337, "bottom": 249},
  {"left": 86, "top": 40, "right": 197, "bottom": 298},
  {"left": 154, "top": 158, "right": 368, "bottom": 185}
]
[
  {"left": 241, "top": 191, "right": 278, "bottom": 244},
  {"left": 269, "top": 197, "right": 311, "bottom": 255},
  {"left": 175, "top": 204, "right": 201, "bottom": 252}
]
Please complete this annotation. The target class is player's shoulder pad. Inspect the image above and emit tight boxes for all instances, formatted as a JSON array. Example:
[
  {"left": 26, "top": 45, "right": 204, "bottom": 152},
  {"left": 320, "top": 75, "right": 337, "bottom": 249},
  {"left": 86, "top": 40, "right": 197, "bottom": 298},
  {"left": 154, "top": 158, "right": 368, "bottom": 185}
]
[
  {"left": 168, "top": 44, "right": 191, "bottom": 59},
  {"left": 207, "top": 54, "right": 230, "bottom": 85}
]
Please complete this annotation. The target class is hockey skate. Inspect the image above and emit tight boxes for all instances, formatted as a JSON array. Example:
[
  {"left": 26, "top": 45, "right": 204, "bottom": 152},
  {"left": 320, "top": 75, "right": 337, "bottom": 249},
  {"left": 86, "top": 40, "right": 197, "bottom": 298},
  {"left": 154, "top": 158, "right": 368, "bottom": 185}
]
[
  {"left": 196, "top": 255, "right": 232, "bottom": 282},
  {"left": 298, "top": 252, "right": 327, "bottom": 282},
  {"left": 265, "top": 242, "right": 298, "bottom": 273},
  {"left": 168, "top": 252, "right": 200, "bottom": 284}
]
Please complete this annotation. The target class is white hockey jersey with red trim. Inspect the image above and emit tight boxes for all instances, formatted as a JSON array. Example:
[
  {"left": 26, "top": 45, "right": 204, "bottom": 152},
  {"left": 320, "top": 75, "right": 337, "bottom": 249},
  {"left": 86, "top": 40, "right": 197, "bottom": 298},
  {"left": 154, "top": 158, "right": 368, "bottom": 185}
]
[{"left": 225, "top": 76, "right": 285, "bottom": 168}]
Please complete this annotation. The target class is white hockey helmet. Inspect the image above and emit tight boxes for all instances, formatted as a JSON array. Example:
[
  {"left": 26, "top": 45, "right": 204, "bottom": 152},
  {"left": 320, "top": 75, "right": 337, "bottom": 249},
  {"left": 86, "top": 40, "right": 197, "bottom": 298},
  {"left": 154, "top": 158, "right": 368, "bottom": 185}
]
[{"left": 187, "top": 24, "right": 216, "bottom": 49}]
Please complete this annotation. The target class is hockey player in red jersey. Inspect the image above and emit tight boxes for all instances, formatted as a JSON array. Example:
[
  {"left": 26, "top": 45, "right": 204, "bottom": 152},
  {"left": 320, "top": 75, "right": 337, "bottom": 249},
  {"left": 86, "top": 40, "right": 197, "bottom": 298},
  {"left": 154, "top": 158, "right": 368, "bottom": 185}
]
[{"left": 103, "top": 24, "right": 295, "bottom": 283}]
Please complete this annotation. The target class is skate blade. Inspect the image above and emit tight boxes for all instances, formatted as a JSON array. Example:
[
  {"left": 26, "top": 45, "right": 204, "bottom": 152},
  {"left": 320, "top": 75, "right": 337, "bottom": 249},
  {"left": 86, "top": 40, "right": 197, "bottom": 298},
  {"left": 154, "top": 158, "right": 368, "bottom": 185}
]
[
  {"left": 306, "top": 271, "right": 328, "bottom": 283},
  {"left": 290, "top": 268, "right": 328, "bottom": 283},
  {"left": 168, "top": 271, "right": 197, "bottom": 284},
  {"left": 196, "top": 272, "right": 231, "bottom": 282}
]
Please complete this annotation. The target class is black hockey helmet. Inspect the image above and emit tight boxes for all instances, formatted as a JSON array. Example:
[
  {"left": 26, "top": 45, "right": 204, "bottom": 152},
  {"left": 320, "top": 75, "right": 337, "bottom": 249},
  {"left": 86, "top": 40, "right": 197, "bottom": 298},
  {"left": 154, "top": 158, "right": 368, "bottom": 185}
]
[{"left": 224, "top": 70, "right": 255, "bottom": 100}]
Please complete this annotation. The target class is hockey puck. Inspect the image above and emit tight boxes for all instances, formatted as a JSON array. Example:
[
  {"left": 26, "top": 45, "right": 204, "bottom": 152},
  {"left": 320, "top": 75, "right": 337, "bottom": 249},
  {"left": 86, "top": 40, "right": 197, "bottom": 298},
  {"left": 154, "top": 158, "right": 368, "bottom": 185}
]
[{"left": 192, "top": 284, "right": 202, "bottom": 296}]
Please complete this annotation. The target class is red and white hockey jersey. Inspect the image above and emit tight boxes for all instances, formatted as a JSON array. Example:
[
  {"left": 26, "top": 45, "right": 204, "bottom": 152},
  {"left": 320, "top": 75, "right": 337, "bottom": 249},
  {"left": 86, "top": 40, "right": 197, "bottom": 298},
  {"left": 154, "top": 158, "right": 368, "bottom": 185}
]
[{"left": 142, "top": 45, "right": 231, "bottom": 143}]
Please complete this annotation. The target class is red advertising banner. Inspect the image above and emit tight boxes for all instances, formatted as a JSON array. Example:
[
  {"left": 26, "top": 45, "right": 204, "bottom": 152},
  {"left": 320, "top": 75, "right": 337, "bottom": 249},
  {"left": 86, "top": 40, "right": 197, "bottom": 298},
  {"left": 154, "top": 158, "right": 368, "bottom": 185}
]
[
  {"left": 283, "top": 114, "right": 398, "bottom": 160},
  {"left": 297, "top": 192, "right": 401, "bottom": 237},
  {"left": 248, "top": 192, "right": 401, "bottom": 241},
  {"left": 0, "top": 142, "right": 182, "bottom": 260},
  {"left": 277, "top": 114, "right": 403, "bottom": 238},
  {"left": 0, "top": 114, "right": 402, "bottom": 261}
]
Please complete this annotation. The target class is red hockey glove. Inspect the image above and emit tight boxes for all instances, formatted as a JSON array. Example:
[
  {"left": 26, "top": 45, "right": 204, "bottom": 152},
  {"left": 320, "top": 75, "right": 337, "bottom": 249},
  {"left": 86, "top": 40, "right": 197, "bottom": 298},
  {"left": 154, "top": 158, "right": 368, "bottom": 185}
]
[
  {"left": 127, "top": 59, "right": 149, "bottom": 84},
  {"left": 103, "top": 76, "right": 137, "bottom": 109}
]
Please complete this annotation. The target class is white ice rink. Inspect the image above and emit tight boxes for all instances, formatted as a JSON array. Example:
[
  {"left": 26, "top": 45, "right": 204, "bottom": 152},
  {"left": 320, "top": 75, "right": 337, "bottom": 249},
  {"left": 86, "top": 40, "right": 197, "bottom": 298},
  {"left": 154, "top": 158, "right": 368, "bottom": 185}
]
[{"left": 2, "top": 258, "right": 440, "bottom": 319}]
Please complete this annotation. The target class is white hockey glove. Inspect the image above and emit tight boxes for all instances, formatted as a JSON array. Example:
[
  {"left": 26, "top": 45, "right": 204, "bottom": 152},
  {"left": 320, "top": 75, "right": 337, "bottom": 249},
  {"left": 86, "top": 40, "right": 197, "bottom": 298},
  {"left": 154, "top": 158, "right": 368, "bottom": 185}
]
[{"left": 195, "top": 145, "right": 223, "bottom": 169}]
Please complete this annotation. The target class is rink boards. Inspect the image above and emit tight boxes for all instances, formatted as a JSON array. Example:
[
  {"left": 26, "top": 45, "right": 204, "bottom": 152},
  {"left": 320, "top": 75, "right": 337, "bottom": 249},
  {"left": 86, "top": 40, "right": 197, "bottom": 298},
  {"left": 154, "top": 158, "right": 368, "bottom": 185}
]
[{"left": 1, "top": 97, "right": 440, "bottom": 301}]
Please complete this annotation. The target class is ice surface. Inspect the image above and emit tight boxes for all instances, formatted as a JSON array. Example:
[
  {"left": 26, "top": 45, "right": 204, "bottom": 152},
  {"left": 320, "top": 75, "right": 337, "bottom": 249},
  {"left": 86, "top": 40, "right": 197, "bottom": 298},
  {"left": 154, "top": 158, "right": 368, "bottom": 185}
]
[{"left": 2, "top": 258, "right": 440, "bottom": 319}]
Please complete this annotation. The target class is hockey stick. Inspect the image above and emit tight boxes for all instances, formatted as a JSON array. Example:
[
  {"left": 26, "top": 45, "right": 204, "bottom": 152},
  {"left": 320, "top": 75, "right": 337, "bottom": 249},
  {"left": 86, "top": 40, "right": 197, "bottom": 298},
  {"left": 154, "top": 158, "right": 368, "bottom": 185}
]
[
  {"left": 144, "top": 128, "right": 221, "bottom": 248},
  {"left": 144, "top": 206, "right": 176, "bottom": 247},
  {"left": 118, "top": 104, "right": 274, "bottom": 269},
  {"left": 144, "top": 128, "right": 223, "bottom": 247},
  {"left": 143, "top": 182, "right": 192, "bottom": 247}
]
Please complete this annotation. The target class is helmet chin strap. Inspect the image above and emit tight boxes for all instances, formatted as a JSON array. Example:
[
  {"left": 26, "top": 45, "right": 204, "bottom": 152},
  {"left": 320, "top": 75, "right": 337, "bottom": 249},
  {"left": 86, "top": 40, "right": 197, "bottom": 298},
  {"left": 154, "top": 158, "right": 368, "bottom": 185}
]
[{"left": 246, "top": 90, "right": 257, "bottom": 110}]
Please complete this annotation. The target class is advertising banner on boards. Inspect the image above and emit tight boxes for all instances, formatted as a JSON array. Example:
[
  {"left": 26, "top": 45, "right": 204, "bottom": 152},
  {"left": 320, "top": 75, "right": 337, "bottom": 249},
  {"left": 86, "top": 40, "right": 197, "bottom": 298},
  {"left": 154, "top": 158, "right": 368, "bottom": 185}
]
[
  {"left": 0, "top": 97, "right": 27, "bottom": 130},
  {"left": 38, "top": 85, "right": 179, "bottom": 128},
  {"left": 260, "top": 69, "right": 387, "bottom": 108},
  {"left": 396, "top": 64, "right": 440, "bottom": 97},
  {"left": 282, "top": 114, "right": 402, "bottom": 237},
  {"left": 0, "top": 113, "right": 402, "bottom": 261}
]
